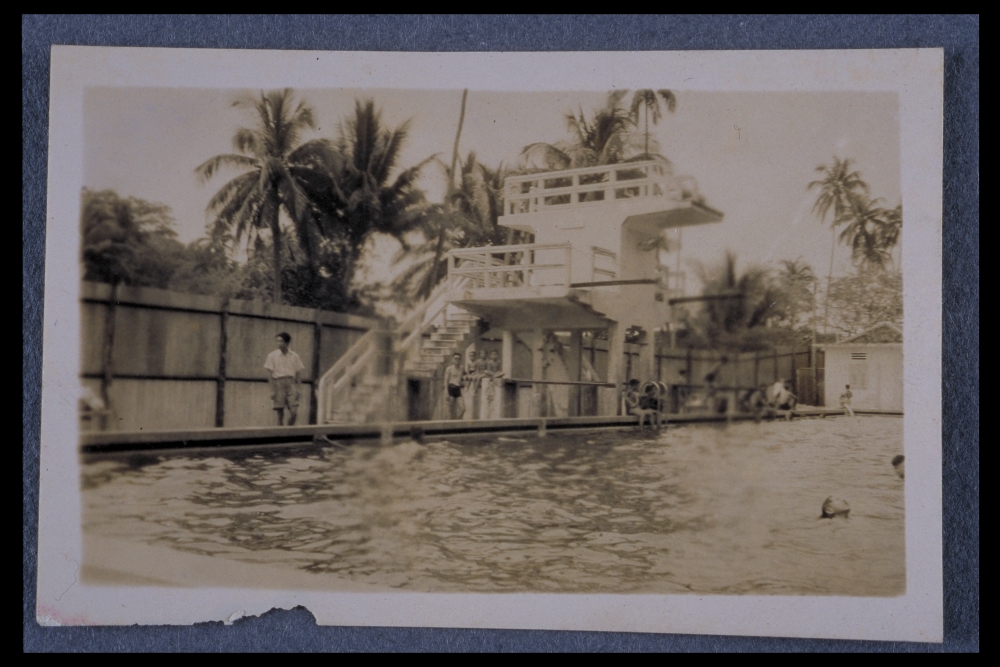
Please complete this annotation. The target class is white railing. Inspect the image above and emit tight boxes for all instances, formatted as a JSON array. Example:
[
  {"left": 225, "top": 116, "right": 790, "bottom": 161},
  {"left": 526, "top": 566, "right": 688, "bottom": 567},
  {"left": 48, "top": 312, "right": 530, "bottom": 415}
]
[
  {"left": 448, "top": 243, "right": 573, "bottom": 291},
  {"left": 502, "top": 159, "right": 692, "bottom": 217},
  {"left": 395, "top": 275, "right": 471, "bottom": 364},
  {"left": 316, "top": 327, "right": 386, "bottom": 424},
  {"left": 317, "top": 276, "right": 473, "bottom": 424}
]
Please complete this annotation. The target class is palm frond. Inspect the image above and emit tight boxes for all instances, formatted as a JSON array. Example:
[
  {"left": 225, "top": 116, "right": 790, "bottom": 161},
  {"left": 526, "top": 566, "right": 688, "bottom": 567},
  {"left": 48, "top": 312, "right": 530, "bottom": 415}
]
[{"left": 195, "top": 154, "right": 258, "bottom": 183}]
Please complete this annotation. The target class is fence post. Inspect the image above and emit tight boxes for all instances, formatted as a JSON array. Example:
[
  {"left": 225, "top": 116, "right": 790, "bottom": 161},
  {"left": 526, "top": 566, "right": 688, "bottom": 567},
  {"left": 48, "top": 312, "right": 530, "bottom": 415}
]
[
  {"left": 99, "top": 281, "right": 119, "bottom": 430},
  {"left": 685, "top": 346, "right": 693, "bottom": 387},
  {"left": 773, "top": 347, "right": 779, "bottom": 381},
  {"left": 215, "top": 297, "right": 228, "bottom": 428},
  {"left": 790, "top": 347, "right": 797, "bottom": 395},
  {"left": 310, "top": 308, "right": 323, "bottom": 425}
]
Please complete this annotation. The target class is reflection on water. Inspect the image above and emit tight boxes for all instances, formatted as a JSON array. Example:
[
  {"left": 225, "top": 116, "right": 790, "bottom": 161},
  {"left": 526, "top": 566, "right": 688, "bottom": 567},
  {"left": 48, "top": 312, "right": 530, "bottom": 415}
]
[{"left": 82, "top": 416, "right": 904, "bottom": 595}]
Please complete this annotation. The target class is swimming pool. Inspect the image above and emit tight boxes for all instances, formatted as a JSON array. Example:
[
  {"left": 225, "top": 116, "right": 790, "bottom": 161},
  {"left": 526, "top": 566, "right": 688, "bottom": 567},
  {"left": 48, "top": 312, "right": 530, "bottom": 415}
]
[{"left": 81, "top": 415, "right": 905, "bottom": 595}]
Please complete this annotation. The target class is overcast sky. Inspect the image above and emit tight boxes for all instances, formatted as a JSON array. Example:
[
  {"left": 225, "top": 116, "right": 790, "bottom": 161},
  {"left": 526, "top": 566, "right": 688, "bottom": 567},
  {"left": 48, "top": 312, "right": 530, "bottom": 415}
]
[{"left": 84, "top": 87, "right": 900, "bottom": 285}]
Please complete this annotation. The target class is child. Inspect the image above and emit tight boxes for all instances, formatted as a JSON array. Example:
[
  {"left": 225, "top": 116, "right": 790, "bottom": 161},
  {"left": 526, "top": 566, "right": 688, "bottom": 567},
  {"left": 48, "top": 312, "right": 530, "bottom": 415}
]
[
  {"left": 625, "top": 379, "right": 661, "bottom": 429},
  {"left": 839, "top": 384, "right": 855, "bottom": 417}
]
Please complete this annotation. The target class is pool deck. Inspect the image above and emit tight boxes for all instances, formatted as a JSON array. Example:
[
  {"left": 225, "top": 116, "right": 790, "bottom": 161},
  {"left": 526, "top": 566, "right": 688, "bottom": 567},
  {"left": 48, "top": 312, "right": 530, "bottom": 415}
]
[{"left": 79, "top": 407, "right": 902, "bottom": 455}]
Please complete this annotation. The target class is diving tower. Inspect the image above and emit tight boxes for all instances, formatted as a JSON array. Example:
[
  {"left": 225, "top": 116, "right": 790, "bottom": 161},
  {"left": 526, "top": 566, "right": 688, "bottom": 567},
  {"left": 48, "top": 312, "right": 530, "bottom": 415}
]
[{"left": 318, "top": 159, "right": 723, "bottom": 424}]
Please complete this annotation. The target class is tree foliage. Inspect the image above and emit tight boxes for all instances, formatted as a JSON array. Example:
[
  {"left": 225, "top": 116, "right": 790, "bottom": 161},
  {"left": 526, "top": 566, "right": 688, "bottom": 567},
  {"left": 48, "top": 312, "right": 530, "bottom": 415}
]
[
  {"left": 195, "top": 88, "right": 331, "bottom": 304},
  {"left": 826, "top": 268, "right": 903, "bottom": 338},
  {"left": 683, "top": 252, "right": 794, "bottom": 351},
  {"left": 520, "top": 90, "right": 644, "bottom": 170},
  {"left": 81, "top": 189, "right": 185, "bottom": 287}
]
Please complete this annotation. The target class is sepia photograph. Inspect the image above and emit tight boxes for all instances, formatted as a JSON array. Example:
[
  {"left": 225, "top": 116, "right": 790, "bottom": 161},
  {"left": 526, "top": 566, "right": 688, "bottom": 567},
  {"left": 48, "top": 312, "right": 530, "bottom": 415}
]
[{"left": 36, "top": 46, "right": 944, "bottom": 640}]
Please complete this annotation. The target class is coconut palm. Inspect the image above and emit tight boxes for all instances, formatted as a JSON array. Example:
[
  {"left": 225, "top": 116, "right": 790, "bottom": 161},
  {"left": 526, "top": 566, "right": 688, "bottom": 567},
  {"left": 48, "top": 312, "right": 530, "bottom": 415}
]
[
  {"left": 301, "top": 98, "right": 433, "bottom": 294},
  {"left": 838, "top": 195, "right": 903, "bottom": 271},
  {"left": 392, "top": 152, "right": 510, "bottom": 302},
  {"left": 629, "top": 89, "right": 677, "bottom": 158},
  {"left": 688, "top": 252, "right": 789, "bottom": 351},
  {"left": 807, "top": 157, "right": 870, "bottom": 331},
  {"left": 520, "top": 90, "right": 639, "bottom": 170},
  {"left": 196, "top": 89, "right": 328, "bottom": 304}
]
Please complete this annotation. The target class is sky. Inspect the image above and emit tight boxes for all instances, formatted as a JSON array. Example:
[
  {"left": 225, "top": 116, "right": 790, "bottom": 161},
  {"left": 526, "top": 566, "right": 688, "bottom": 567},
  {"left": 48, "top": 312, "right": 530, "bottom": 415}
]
[{"left": 84, "top": 87, "right": 900, "bottom": 288}]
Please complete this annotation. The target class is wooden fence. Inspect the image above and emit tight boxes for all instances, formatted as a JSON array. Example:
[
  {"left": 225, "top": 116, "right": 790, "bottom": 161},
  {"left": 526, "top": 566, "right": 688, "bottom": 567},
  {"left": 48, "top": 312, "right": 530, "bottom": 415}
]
[
  {"left": 581, "top": 337, "right": 824, "bottom": 410},
  {"left": 80, "top": 282, "right": 379, "bottom": 431}
]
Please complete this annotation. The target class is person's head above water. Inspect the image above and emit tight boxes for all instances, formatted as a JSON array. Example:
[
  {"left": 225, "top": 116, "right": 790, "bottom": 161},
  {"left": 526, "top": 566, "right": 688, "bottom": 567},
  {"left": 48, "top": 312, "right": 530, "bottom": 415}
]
[
  {"left": 628, "top": 378, "right": 641, "bottom": 389},
  {"left": 478, "top": 350, "right": 487, "bottom": 359},
  {"left": 489, "top": 350, "right": 499, "bottom": 360}
]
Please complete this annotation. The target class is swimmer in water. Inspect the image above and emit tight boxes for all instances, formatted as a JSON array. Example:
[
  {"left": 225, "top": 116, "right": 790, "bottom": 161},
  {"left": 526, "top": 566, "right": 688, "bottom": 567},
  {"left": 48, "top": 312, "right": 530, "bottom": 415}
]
[
  {"left": 821, "top": 496, "right": 850, "bottom": 519},
  {"left": 892, "top": 454, "right": 905, "bottom": 479}
]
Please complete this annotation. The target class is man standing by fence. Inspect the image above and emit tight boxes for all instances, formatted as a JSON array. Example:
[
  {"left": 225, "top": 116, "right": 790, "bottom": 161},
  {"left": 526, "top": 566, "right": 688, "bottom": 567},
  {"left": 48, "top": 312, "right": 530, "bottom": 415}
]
[{"left": 265, "top": 332, "right": 306, "bottom": 426}]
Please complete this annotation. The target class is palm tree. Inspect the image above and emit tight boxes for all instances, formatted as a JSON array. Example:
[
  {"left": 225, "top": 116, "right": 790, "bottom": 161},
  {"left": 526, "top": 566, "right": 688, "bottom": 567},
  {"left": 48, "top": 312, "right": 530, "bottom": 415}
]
[
  {"left": 689, "top": 252, "right": 787, "bottom": 351},
  {"left": 304, "top": 99, "right": 433, "bottom": 293},
  {"left": 777, "top": 259, "right": 817, "bottom": 341},
  {"left": 629, "top": 89, "right": 677, "bottom": 157},
  {"left": 520, "top": 90, "right": 638, "bottom": 170},
  {"left": 838, "top": 195, "right": 903, "bottom": 271},
  {"left": 196, "top": 89, "right": 327, "bottom": 304},
  {"left": 807, "top": 157, "right": 869, "bottom": 331}
]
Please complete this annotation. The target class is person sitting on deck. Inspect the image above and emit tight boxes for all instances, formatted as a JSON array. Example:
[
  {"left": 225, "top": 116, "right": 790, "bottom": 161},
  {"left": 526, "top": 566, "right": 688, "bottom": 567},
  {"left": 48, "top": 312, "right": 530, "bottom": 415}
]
[
  {"left": 625, "top": 379, "right": 661, "bottom": 429},
  {"left": 765, "top": 379, "right": 797, "bottom": 421},
  {"left": 744, "top": 384, "right": 771, "bottom": 423},
  {"left": 839, "top": 384, "right": 855, "bottom": 418}
]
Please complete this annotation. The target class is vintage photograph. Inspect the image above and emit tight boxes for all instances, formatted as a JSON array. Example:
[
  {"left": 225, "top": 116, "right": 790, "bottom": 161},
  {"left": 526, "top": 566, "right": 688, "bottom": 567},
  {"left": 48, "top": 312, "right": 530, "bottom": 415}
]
[{"left": 37, "top": 47, "right": 943, "bottom": 639}]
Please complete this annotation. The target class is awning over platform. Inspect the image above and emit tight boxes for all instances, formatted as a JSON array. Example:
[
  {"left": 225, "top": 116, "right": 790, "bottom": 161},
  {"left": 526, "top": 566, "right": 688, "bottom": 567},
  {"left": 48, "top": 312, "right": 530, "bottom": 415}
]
[{"left": 449, "top": 289, "right": 611, "bottom": 330}]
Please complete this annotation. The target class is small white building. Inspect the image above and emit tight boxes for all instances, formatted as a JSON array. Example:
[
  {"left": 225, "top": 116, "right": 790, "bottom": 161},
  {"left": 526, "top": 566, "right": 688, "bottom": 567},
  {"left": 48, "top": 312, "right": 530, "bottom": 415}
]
[{"left": 823, "top": 322, "right": 903, "bottom": 412}]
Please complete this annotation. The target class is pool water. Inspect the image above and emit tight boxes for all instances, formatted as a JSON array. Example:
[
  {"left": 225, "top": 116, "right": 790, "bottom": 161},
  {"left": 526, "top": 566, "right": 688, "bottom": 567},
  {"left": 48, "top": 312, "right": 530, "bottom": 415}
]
[{"left": 82, "top": 416, "right": 905, "bottom": 595}]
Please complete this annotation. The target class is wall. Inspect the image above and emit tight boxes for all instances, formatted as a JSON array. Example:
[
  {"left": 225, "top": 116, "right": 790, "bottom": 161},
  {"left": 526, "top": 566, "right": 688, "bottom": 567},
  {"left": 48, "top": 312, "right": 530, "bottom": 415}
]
[
  {"left": 81, "top": 281, "right": 379, "bottom": 431},
  {"left": 823, "top": 344, "right": 903, "bottom": 411}
]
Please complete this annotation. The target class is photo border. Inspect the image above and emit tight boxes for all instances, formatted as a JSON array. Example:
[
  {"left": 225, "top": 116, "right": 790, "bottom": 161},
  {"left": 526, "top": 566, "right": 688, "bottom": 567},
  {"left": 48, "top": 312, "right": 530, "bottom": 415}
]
[{"left": 25, "top": 14, "right": 978, "bottom": 652}]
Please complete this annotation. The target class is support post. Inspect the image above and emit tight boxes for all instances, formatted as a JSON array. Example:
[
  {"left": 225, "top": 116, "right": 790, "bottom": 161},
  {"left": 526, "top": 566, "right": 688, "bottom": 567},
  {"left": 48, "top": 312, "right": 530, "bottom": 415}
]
[
  {"left": 502, "top": 330, "right": 514, "bottom": 379},
  {"left": 310, "top": 309, "right": 322, "bottom": 425},
  {"left": 215, "top": 297, "right": 229, "bottom": 428},
  {"left": 599, "top": 323, "right": 624, "bottom": 415},
  {"left": 99, "top": 281, "right": 119, "bottom": 431},
  {"left": 567, "top": 330, "right": 582, "bottom": 416},
  {"left": 531, "top": 328, "right": 545, "bottom": 417}
]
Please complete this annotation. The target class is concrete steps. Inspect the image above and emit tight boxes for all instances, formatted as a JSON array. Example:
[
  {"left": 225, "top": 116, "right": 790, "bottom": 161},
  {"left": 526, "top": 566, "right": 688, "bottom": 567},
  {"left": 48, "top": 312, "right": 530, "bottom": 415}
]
[{"left": 326, "top": 308, "right": 481, "bottom": 424}]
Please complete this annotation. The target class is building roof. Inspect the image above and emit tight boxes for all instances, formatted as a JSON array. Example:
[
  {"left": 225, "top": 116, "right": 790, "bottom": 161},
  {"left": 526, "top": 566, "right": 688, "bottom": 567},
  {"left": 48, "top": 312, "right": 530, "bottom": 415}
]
[{"left": 831, "top": 322, "right": 903, "bottom": 345}]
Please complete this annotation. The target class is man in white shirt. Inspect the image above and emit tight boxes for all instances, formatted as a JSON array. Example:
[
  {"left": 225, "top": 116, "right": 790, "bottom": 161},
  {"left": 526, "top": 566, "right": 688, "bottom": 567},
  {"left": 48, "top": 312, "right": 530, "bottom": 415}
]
[{"left": 264, "top": 332, "right": 306, "bottom": 425}]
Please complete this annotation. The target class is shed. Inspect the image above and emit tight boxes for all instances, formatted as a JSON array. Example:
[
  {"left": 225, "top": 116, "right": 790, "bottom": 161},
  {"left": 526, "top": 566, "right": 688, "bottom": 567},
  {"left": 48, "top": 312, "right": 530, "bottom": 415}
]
[{"left": 822, "top": 322, "right": 903, "bottom": 412}]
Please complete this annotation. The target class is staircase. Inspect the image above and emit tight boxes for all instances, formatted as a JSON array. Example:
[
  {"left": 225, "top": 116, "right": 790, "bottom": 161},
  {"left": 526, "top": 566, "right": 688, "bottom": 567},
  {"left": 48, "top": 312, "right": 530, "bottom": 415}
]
[{"left": 317, "top": 277, "right": 479, "bottom": 424}]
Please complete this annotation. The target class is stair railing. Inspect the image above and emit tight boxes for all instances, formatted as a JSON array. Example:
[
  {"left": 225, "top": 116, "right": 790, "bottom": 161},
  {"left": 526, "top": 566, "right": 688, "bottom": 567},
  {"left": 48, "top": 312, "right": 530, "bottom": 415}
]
[
  {"left": 317, "top": 275, "right": 475, "bottom": 424},
  {"left": 395, "top": 275, "right": 472, "bottom": 366}
]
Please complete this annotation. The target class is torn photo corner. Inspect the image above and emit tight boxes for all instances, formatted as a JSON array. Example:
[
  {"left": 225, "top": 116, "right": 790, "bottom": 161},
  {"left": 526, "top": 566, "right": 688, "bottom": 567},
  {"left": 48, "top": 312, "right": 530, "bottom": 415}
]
[{"left": 37, "top": 46, "right": 943, "bottom": 641}]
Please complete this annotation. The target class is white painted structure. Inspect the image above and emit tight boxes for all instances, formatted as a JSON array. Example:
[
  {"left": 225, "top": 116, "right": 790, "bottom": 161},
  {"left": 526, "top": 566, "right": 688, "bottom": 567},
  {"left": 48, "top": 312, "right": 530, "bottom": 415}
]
[
  {"left": 823, "top": 322, "right": 903, "bottom": 412},
  {"left": 318, "top": 158, "right": 724, "bottom": 423}
]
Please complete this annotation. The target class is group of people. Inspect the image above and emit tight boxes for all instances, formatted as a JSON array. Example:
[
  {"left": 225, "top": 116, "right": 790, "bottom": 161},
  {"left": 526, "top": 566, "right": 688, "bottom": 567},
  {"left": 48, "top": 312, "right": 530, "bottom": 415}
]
[
  {"left": 743, "top": 379, "right": 799, "bottom": 422},
  {"left": 624, "top": 379, "right": 667, "bottom": 429},
  {"left": 444, "top": 349, "right": 504, "bottom": 420}
]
